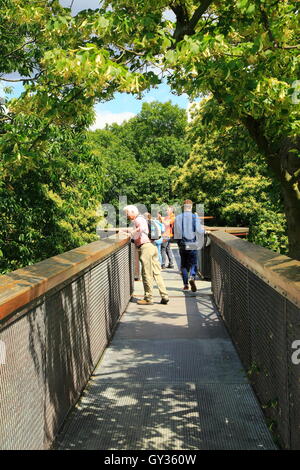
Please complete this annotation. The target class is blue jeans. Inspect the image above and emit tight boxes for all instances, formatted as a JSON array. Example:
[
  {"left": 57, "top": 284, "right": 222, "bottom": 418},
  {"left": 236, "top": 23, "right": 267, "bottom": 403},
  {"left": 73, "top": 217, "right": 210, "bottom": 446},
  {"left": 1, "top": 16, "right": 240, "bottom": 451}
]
[
  {"left": 179, "top": 248, "right": 198, "bottom": 285},
  {"left": 154, "top": 241, "right": 163, "bottom": 265},
  {"left": 161, "top": 239, "right": 174, "bottom": 267}
]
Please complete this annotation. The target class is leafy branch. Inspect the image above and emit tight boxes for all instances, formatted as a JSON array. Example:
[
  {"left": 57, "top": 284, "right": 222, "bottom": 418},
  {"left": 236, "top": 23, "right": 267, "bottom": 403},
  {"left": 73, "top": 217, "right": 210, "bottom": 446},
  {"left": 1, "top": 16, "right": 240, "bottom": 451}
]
[
  {"left": 2, "top": 38, "right": 37, "bottom": 60},
  {"left": 171, "top": 0, "right": 215, "bottom": 42},
  {"left": 0, "top": 70, "right": 44, "bottom": 83}
]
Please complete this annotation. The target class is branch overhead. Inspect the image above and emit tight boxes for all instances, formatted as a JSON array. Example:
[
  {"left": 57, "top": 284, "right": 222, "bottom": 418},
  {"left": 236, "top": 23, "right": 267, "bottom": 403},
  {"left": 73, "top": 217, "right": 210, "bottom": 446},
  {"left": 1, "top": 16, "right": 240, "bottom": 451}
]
[{"left": 172, "top": 0, "right": 214, "bottom": 42}]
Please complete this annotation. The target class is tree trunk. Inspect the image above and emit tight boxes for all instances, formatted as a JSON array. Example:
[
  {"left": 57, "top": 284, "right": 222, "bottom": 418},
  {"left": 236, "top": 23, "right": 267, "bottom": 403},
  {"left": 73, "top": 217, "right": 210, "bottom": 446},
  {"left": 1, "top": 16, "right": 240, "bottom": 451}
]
[
  {"left": 280, "top": 176, "right": 300, "bottom": 261},
  {"left": 242, "top": 115, "right": 300, "bottom": 260},
  {"left": 278, "top": 139, "right": 300, "bottom": 261}
]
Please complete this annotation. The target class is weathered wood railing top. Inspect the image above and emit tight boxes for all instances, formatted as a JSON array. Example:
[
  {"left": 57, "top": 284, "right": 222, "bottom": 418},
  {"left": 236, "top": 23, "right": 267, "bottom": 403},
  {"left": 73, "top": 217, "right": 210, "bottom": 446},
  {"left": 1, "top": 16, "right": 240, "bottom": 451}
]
[
  {"left": 0, "top": 233, "right": 130, "bottom": 323},
  {"left": 210, "top": 231, "right": 300, "bottom": 309},
  {"left": 1, "top": 229, "right": 299, "bottom": 322}
]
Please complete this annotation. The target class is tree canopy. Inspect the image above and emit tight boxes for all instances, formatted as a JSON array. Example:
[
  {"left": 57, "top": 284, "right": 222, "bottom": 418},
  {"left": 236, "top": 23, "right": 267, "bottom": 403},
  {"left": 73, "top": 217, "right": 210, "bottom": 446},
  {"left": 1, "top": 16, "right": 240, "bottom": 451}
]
[
  {"left": 92, "top": 0, "right": 299, "bottom": 258},
  {"left": 87, "top": 101, "right": 190, "bottom": 211},
  {"left": 87, "top": 98, "right": 288, "bottom": 255},
  {"left": 1, "top": 0, "right": 299, "bottom": 261},
  {"left": 175, "top": 99, "right": 288, "bottom": 253}
]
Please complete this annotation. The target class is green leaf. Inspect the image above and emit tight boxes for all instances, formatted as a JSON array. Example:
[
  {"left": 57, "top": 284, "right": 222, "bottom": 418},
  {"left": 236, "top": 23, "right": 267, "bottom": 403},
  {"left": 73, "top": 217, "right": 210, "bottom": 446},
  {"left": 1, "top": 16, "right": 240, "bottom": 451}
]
[
  {"left": 97, "top": 16, "right": 109, "bottom": 29},
  {"left": 237, "top": 0, "right": 248, "bottom": 9},
  {"left": 165, "top": 49, "right": 176, "bottom": 64},
  {"left": 246, "top": 79, "right": 258, "bottom": 91},
  {"left": 246, "top": 4, "right": 256, "bottom": 14}
]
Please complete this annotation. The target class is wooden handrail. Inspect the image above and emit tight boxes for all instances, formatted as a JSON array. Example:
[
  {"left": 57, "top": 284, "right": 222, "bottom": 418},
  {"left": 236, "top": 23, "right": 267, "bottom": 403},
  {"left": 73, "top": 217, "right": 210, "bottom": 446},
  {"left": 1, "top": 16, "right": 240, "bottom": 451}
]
[
  {"left": 204, "top": 226, "right": 249, "bottom": 234},
  {"left": 210, "top": 231, "right": 300, "bottom": 308},
  {"left": 0, "top": 233, "right": 130, "bottom": 323}
]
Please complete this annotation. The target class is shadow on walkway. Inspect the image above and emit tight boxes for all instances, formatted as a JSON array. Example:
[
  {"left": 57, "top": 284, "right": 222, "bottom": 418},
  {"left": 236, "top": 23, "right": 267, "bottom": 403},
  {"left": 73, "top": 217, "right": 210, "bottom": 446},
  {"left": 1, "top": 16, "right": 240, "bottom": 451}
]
[{"left": 55, "top": 248, "right": 276, "bottom": 450}]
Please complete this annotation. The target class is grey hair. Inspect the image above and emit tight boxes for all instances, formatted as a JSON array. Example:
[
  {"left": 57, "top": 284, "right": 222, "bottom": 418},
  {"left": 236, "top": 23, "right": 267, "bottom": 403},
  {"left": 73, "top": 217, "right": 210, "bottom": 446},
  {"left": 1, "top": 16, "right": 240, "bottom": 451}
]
[{"left": 123, "top": 205, "right": 139, "bottom": 216}]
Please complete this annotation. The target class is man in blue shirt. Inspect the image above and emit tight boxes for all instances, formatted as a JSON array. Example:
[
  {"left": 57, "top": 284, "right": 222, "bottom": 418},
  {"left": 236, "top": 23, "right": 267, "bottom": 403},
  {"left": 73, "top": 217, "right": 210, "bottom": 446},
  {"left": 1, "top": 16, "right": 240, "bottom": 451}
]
[{"left": 174, "top": 199, "right": 204, "bottom": 292}]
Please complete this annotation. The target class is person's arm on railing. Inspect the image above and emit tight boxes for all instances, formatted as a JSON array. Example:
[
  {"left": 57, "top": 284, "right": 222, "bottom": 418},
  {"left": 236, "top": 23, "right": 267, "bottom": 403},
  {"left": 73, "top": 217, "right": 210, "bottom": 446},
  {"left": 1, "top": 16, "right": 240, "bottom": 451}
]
[{"left": 120, "top": 216, "right": 148, "bottom": 242}]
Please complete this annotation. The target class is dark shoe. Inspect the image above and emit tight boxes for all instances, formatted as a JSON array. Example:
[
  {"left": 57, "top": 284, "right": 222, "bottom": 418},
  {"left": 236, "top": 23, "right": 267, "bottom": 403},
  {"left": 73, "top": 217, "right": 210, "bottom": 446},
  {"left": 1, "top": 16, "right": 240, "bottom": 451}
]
[
  {"left": 161, "top": 265, "right": 166, "bottom": 269},
  {"left": 183, "top": 285, "right": 189, "bottom": 291},
  {"left": 167, "top": 265, "right": 174, "bottom": 269},
  {"left": 137, "top": 299, "right": 153, "bottom": 305},
  {"left": 160, "top": 298, "right": 169, "bottom": 304},
  {"left": 189, "top": 279, "right": 197, "bottom": 292}
]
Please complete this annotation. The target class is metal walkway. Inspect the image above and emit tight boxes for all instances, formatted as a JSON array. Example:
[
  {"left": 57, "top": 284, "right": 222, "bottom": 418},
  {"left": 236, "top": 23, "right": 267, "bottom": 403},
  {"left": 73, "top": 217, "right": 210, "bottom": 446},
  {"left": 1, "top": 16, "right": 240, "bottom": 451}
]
[{"left": 56, "top": 248, "right": 276, "bottom": 450}]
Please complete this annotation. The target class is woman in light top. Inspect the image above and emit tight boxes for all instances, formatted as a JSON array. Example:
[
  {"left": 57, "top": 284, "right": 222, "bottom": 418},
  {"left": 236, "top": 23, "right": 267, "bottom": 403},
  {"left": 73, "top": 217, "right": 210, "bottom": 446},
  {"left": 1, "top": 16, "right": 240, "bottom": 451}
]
[{"left": 144, "top": 212, "right": 165, "bottom": 266}]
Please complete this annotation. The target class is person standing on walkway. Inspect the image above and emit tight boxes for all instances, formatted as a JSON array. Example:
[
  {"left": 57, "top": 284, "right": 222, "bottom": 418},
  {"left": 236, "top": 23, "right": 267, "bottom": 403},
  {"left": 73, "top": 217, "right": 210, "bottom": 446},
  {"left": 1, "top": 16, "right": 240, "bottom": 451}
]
[
  {"left": 144, "top": 212, "right": 165, "bottom": 266},
  {"left": 174, "top": 199, "right": 204, "bottom": 292},
  {"left": 161, "top": 206, "right": 175, "bottom": 269},
  {"left": 123, "top": 205, "right": 169, "bottom": 305}
]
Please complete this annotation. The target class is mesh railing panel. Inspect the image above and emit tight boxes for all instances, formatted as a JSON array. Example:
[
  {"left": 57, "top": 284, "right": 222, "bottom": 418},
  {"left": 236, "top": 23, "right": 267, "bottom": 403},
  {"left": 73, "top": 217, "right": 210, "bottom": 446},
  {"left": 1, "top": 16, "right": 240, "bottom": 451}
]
[
  {"left": 0, "top": 239, "right": 133, "bottom": 450},
  {"left": 211, "top": 243, "right": 222, "bottom": 310},
  {"left": 286, "top": 299, "right": 300, "bottom": 449},
  {"left": 248, "top": 272, "right": 289, "bottom": 447},
  {"left": 230, "top": 259, "right": 251, "bottom": 369},
  {"left": 89, "top": 258, "right": 112, "bottom": 365},
  {"left": 211, "top": 243, "right": 231, "bottom": 325},
  {"left": 0, "top": 305, "right": 45, "bottom": 450},
  {"left": 44, "top": 272, "right": 93, "bottom": 447},
  {"left": 211, "top": 238, "right": 300, "bottom": 449},
  {"left": 198, "top": 240, "right": 211, "bottom": 280}
]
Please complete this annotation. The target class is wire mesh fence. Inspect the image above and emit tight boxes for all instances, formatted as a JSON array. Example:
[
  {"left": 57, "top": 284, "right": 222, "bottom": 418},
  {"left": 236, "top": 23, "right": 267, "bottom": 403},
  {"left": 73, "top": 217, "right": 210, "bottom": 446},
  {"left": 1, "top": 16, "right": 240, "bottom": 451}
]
[
  {"left": 211, "top": 235, "right": 300, "bottom": 449},
  {"left": 0, "top": 238, "right": 133, "bottom": 449}
]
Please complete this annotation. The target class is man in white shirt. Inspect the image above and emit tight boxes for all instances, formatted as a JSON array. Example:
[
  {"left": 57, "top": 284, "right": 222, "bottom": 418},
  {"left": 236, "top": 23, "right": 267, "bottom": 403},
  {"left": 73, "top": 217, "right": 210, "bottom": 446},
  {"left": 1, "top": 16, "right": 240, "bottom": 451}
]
[{"left": 123, "top": 205, "right": 169, "bottom": 305}]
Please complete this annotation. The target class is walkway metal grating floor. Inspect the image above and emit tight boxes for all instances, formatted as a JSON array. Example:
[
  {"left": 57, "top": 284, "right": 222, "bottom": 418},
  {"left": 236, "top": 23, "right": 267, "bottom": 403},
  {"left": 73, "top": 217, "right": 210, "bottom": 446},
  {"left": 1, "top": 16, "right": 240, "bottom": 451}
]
[{"left": 56, "top": 248, "right": 277, "bottom": 450}]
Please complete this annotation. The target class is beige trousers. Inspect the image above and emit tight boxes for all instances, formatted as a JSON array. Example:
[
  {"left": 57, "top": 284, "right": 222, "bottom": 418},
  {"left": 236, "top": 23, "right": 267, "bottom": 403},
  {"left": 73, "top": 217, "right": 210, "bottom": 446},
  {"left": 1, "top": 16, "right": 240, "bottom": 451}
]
[{"left": 139, "top": 243, "right": 168, "bottom": 300}]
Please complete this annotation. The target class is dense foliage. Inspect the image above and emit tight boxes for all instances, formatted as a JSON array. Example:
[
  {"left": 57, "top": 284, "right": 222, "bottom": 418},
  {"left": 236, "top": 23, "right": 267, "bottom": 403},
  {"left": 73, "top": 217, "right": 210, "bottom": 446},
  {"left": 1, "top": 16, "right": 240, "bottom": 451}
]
[
  {"left": 0, "top": 0, "right": 299, "bottom": 270},
  {"left": 88, "top": 99, "right": 288, "bottom": 254},
  {"left": 0, "top": 0, "right": 159, "bottom": 273},
  {"left": 175, "top": 100, "right": 288, "bottom": 253},
  {"left": 88, "top": 0, "right": 299, "bottom": 258},
  {"left": 0, "top": 120, "right": 105, "bottom": 273},
  {"left": 87, "top": 101, "right": 190, "bottom": 212}
]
